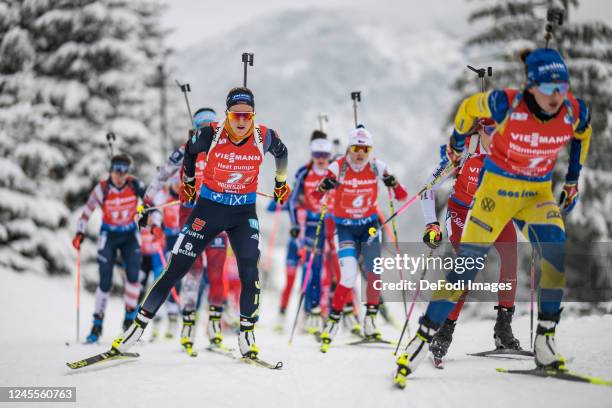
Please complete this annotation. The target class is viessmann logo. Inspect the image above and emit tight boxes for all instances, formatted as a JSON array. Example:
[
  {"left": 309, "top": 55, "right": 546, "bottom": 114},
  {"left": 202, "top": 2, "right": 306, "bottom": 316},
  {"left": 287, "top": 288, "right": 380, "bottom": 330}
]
[
  {"left": 106, "top": 196, "right": 136, "bottom": 206},
  {"left": 214, "top": 152, "right": 259, "bottom": 164},
  {"left": 345, "top": 178, "right": 377, "bottom": 188},
  {"left": 510, "top": 132, "right": 571, "bottom": 147}
]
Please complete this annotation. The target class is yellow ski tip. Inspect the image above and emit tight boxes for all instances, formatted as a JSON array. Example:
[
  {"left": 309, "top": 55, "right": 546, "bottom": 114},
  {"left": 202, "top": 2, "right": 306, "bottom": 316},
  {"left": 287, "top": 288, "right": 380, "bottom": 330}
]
[{"left": 496, "top": 368, "right": 508, "bottom": 373}]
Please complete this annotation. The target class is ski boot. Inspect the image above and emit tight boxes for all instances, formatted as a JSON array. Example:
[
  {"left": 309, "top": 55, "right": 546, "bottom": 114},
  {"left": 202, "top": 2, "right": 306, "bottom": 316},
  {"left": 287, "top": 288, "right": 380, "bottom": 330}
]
[
  {"left": 319, "top": 310, "right": 341, "bottom": 353},
  {"left": 165, "top": 313, "right": 179, "bottom": 339},
  {"left": 85, "top": 313, "right": 104, "bottom": 343},
  {"left": 394, "top": 317, "right": 437, "bottom": 388},
  {"left": 534, "top": 311, "right": 566, "bottom": 370},
  {"left": 207, "top": 305, "right": 225, "bottom": 348},
  {"left": 238, "top": 318, "right": 259, "bottom": 359},
  {"left": 363, "top": 304, "right": 382, "bottom": 341},
  {"left": 305, "top": 305, "right": 324, "bottom": 339},
  {"left": 342, "top": 303, "right": 361, "bottom": 336},
  {"left": 150, "top": 316, "right": 162, "bottom": 342},
  {"left": 378, "top": 302, "right": 397, "bottom": 327},
  {"left": 493, "top": 305, "right": 521, "bottom": 350},
  {"left": 112, "top": 310, "right": 152, "bottom": 353},
  {"left": 429, "top": 318, "right": 456, "bottom": 361},
  {"left": 221, "top": 303, "right": 240, "bottom": 333},
  {"left": 123, "top": 308, "right": 137, "bottom": 332},
  {"left": 180, "top": 310, "right": 198, "bottom": 356}
]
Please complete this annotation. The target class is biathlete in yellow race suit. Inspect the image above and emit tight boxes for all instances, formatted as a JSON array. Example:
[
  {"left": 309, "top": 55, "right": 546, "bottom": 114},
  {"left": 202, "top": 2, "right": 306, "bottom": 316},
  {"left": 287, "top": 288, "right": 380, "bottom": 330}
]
[{"left": 394, "top": 48, "right": 592, "bottom": 384}]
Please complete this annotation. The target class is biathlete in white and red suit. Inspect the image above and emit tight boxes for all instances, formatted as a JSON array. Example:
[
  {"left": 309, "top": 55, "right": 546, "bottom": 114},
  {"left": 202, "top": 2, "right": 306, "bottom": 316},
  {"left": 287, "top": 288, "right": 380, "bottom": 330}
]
[
  {"left": 140, "top": 173, "right": 182, "bottom": 340},
  {"left": 312, "top": 125, "right": 408, "bottom": 352},
  {"left": 114, "top": 87, "right": 289, "bottom": 358},
  {"left": 419, "top": 119, "right": 520, "bottom": 363},
  {"left": 141, "top": 107, "right": 231, "bottom": 352},
  {"left": 287, "top": 137, "right": 337, "bottom": 337},
  {"left": 72, "top": 154, "right": 147, "bottom": 343}
]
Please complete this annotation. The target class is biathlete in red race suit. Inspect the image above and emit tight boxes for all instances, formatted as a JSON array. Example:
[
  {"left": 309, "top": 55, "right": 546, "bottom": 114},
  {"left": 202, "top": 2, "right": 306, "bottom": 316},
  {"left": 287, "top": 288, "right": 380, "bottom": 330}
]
[
  {"left": 113, "top": 87, "right": 289, "bottom": 358},
  {"left": 72, "top": 154, "right": 146, "bottom": 343},
  {"left": 313, "top": 125, "right": 408, "bottom": 352},
  {"left": 286, "top": 137, "right": 337, "bottom": 338},
  {"left": 419, "top": 120, "right": 520, "bottom": 363},
  {"left": 394, "top": 49, "right": 592, "bottom": 387}
]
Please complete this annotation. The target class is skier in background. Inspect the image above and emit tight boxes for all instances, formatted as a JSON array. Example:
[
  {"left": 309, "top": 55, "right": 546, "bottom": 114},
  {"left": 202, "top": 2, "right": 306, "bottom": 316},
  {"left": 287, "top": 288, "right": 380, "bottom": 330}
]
[
  {"left": 72, "top": 154, "right": 146, "bottom": 343},
  {"left": 420, "top": 119, "right": 520, "bottom": 365},
  {"left": 313, "top": 125, "right": 408, "bottom": 352},
  {"left": 145, "top": 173, "right": 182, "bottom": 339},
  {"left": 275, "top": 129, "right": 328, "bottom": 332},
  {"left": 288, "top": 136, "right": 336, "bottom": 338},
  {"left": 394, "top": 48, "right": 592, "bottom": 387},
  {"left": 136, "top": 219, "right": 167, "bottom": 340},
  {"left": 113, "top": 87, "right": 289, "bottom": 358}
]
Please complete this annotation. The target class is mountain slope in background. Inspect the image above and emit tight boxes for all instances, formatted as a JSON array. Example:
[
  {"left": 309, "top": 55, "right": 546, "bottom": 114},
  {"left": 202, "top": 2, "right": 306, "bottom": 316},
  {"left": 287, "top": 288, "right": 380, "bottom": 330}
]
[{"left": 176, "top": 8, "right": 465, "bottom": 240}]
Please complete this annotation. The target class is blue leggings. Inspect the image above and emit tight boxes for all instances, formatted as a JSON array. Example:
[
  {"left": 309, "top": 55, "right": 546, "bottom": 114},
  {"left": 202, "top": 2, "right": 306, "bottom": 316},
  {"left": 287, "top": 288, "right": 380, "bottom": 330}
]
[
  {"left": 301, "top": 219, "right": 325, "bottom": 312},
  {"left": 97, "top": 229, "right": 141, "bottom": 293}
]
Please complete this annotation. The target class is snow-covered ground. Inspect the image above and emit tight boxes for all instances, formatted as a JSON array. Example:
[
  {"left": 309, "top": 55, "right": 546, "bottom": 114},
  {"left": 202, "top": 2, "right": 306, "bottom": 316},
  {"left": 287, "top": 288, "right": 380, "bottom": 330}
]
[{"left": 1, "top": 270, "right": 611, "bottom": 408}]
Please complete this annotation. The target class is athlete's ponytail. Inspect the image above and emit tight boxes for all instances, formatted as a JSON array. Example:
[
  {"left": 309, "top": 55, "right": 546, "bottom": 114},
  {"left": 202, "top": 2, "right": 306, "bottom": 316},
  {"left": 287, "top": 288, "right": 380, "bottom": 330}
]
[{"left": 519, "top": 48, "right": 534, "bottom": 78}]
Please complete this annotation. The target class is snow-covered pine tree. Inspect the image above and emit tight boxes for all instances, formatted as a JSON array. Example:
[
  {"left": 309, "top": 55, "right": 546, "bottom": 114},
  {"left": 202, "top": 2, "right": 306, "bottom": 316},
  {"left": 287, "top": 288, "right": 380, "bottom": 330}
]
[
  {"left": 0, "top": 0, "right": 172, "bottom": 277},
  {"left": 450, "top": 0, "right": 612, "bottom": 303},
  {"left": 0, "top": 1, "right": 74, "bottom": 276},
  {"left": 551, "top": 4, "right": 612, "bottom": 304}
]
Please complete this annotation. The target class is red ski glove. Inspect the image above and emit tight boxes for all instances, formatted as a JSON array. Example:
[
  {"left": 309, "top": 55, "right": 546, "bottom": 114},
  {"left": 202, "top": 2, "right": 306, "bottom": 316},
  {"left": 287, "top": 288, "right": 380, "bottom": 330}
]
[
  {"left": 392, "top": 184, "right": 409, "bottom": 201},
  {"left": 151, "top": 225, "right": 165, "bottom": 243},
  {"left": 558, "top": 182, "right": 579, "bottom": 214},
  {"left": 72, "top": 233, "right": 85, "bottom": 250}
]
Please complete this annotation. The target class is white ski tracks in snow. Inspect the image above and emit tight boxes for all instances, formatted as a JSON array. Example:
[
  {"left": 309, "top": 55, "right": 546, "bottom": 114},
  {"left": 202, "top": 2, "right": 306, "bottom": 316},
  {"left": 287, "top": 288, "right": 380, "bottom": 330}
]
[{"left": 2, "top": 271, "right": 612, "bottom": 407}]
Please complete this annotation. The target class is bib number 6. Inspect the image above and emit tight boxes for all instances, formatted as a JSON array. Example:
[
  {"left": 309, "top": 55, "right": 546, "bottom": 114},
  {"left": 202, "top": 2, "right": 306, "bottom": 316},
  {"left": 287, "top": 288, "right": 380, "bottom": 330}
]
[{"left": 352, "top": 195, "right": 364, "bottom": 208}]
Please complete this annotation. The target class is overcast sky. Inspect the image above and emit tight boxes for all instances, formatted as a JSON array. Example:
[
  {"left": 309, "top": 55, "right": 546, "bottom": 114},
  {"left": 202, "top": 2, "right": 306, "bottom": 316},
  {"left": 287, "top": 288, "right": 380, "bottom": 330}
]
[{"left": 162, "top": 0, "right": 612, "bottom": 50}]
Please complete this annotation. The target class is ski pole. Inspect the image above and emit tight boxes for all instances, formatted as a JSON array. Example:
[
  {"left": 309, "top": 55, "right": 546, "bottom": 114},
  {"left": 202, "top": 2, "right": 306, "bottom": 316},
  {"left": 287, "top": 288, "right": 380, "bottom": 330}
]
[
  {"left": 76, "top": 249, "right": 81, "bottom": 343},
  {"left": 394, "top": 249, "right": 434, "bottom": 356},
  {"left": 137, "top": 200, "right": 180, "bottom": 215},
  {"left": 106, "top": 132, "right": 116, "bottom": 158},
  {"left": 317, "top": 113, "right": 329, "bottom": 132},
  {"left": 367, "top": 160, "right": 459, "bottom": 244},
  {"left": 351, "top": 91, "right": 361, "bottom": 127},
  {"left": 388, "top": 189, "right": 408, "bottom": 318},
  {"left": 529, "top": 245, "right": 536, "bottom": 349},
  {"left": 175, "top": 80, "right": 194, "bottom": 129},
  {"left": 289, "top": 198, "right": 328, "bottom": 345},
  {"left": 241, "top": 52, "right": 254, "bottom": 87},
  {"left": 375, "top": 206, "right": 395, "bottom": 244},
  {"left": 256, "top": 191, "right": 274, "bottom": 199},
  {"left": 156, "top": 243, "right": 181, "bottom": 304}
]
